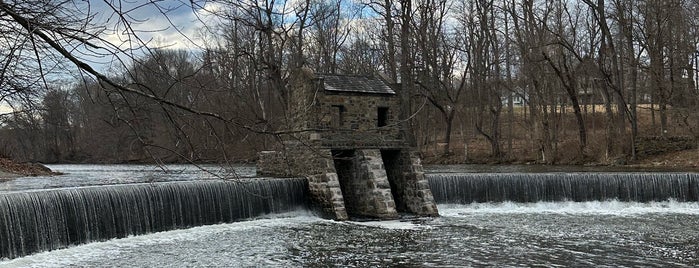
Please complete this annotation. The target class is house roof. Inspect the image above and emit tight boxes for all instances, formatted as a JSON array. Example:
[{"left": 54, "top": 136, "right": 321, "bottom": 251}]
[{"left": 317, "top": 74, "right": 396, "bottom": 95}]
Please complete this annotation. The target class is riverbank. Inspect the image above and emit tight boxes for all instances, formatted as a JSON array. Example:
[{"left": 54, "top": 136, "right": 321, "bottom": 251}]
[
  {"left": 0, "top": 158, "right": 59, "bottom": 180},
  {"left": 422, "top": 148, "right": 699, "bottom": 171},
  {"left": 629, "top": 149, "right": 699, "bottom": 169},
  {"left": 5, "top": 147, "right": 696, "bottom": 176}
]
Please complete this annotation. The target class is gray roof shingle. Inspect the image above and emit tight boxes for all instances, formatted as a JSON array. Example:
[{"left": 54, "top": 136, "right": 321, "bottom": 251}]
[{"left": 317, "top": 74, "right": 396, "bottom": 95}]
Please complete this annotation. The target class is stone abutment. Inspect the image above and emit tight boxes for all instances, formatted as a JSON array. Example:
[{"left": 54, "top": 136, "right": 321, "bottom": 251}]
[{"left": 258, "top": 144, "right": 438, "bottom": 220}]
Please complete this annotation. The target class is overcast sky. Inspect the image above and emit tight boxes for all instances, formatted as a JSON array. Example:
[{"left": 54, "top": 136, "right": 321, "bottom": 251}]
[{"left": 93, "top": 0, "right": 216, "bottom": 50}]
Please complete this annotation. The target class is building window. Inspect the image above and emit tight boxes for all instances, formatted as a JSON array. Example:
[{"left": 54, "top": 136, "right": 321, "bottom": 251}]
[
  {"left": 377, "top": 107, "right": 389, "bottom": 127},
  {"left": 332, "top": 105, "right": 345, "bottom": 128}
]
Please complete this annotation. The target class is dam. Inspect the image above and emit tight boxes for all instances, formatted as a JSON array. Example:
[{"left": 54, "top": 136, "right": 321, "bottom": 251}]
[{"left": 1, "top": 165, "right": 699, "bottom": 265}]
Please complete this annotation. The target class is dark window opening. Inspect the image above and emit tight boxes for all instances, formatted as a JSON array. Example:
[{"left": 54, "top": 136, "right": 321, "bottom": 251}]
[
  {"left": 332, "top": 105, "right": 345, "bottom": 128},
  {"left": 377, "top": 107, "right": 389, "bottom": 127}
]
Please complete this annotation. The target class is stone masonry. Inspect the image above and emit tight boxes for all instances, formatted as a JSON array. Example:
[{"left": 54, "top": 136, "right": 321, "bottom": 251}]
[
  {"left": 258, "top": 68, "right": 438, "bottom": 220},
  {"left": 258, "top": 143, "right": 348, "bottom": 220},
  {"left": 334, "top": 149, "right": 398, "bottom": 219}
]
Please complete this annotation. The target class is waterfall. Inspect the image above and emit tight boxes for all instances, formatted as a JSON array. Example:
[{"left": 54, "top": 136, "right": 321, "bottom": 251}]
[
  {"left": 428, "top": 173, "right": 699, "bottom": 204},
  {"left": 0, "top": 179, "right": 307, "bottom": 259}
]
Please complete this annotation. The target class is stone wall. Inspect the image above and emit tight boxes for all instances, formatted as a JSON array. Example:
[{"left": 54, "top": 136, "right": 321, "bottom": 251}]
[
  {"left": 287, "top": 68, "right": 319, "bottom": 141},
  {"left": 334, "top": 150, "right": 398, "bottom": 219},
  {"left": 256, "top": 151, "right": 289, "bottom": 177},
  {"left": 287, "top": 72, "right": 403, "bottom": 149},
  {"left": 258, "top": 143, "right": 348, "bottom": 220},
  {"left": 257, "top": 146, "right": 440, "bottom": 220},
  {"left": 305, "top": 151, "right": 348, "bottom": 220},
  {"left": 314, "top": 91, "right": 402, "bottom": 149},
  {"left": 382, "top": 150, "right": 439, "bottom": 216},
  {"left": 317, "top": 93, "right": 399, "bottom": 129}
]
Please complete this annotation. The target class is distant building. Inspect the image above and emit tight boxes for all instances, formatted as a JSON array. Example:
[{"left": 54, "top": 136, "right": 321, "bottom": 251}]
[{"left": 502, "top": 88, "right": 528, "bottom": 106}]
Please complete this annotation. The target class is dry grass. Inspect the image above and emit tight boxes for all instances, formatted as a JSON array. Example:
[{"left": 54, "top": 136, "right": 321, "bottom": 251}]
[
  {"left": 0, "top": 158, "right": 59, "bottom": 178},
  {"left": 421, "top": 104, "right": 698, "bottom": 167},
  {"left": 631, "top": 149, "right": 699, "bottom": 169}
]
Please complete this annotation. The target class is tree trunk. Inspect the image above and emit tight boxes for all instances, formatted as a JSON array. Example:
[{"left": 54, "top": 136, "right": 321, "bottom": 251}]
[
  {"left": 399, "top": 0, "right": 414, "bottom": 146},
  {"left": 660, "top": 100, "right": 668, "bottom": 137},
  {"left": 571, "top": 97, "right": 587, "bottom": 157},
  {"left": 603, "top": 89, "right": 614, "bottom": 161},
  {"left": 443, "top": 110, "right": 455, "bottom": 156},
  {"left": 490, "top": 107, "right": 502, "bottom": 160}
]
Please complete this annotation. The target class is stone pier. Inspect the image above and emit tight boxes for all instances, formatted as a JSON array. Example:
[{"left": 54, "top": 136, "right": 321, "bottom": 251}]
[{"left": 333, "top": 149, "right": 398, "bottom": 219}]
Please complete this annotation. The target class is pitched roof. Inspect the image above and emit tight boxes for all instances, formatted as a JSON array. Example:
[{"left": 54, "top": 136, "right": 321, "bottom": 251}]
[{"left": 317, "top": 74, "right": 396, "bottom": 95}]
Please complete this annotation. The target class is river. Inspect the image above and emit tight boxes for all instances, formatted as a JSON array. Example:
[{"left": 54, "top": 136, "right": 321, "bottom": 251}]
[{"left": 1, "top": 164, "right": 698, "bottom": 267}]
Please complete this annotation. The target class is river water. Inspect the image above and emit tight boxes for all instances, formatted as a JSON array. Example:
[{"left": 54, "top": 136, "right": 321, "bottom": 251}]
[{"left": 1, "top": 165, "right": 698, "bottom": 267}]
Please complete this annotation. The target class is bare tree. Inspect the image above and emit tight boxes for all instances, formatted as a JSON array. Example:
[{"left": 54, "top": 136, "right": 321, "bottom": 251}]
[
  {"left": 3, "top": 0, "right": 699, "bottom": 165},
  {"left": 413, "top": 0, "right": 467, "bottom": 156},
  {"left": 307, "top": 0, "right": 353, "bottom": 73},
  {"left": 362, "top": 0, "right": 399, "bottom": 80}
]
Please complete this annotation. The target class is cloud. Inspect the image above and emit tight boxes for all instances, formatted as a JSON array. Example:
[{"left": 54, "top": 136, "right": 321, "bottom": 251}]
[
  {"left": 68, "top": 0, "right": 223, "bottom": 73},
  {"left": 95, "top": 0, "right": 212, "bottom": 51}
]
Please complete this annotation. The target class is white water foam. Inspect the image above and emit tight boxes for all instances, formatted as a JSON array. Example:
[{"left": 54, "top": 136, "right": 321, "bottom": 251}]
[
  {"left": 0, "top": 211, "right": 323, "bottom": 268},
  {"left": 438, "top": 200, "right": 699, "bottom": 217}
]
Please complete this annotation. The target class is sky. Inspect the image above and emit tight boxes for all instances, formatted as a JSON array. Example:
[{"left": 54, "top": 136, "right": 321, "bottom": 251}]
[
  {"left": 93, "top": 0, "right": 216, "bottom": 50},
  {"left": 69, "top": 0, "right": 224, "bottom": 75}
]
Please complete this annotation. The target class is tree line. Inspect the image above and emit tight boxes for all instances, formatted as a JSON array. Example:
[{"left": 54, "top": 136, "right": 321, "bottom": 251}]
[{"left": 0, "top": 0, "right": 697, "bottom": 164}]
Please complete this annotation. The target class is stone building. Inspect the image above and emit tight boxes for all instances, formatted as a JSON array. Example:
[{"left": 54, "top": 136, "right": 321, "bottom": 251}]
[{"left": 258, "top": 69, "right": 438, "bottom": 220}]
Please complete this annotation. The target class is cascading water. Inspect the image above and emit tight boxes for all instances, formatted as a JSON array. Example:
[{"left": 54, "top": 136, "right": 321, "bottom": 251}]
[
  {"left": 428, "top": 173, "right": 699, "bottom": 204},
  {"left": 0, "top": 179, "right": 307, "bottom": 259}
]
